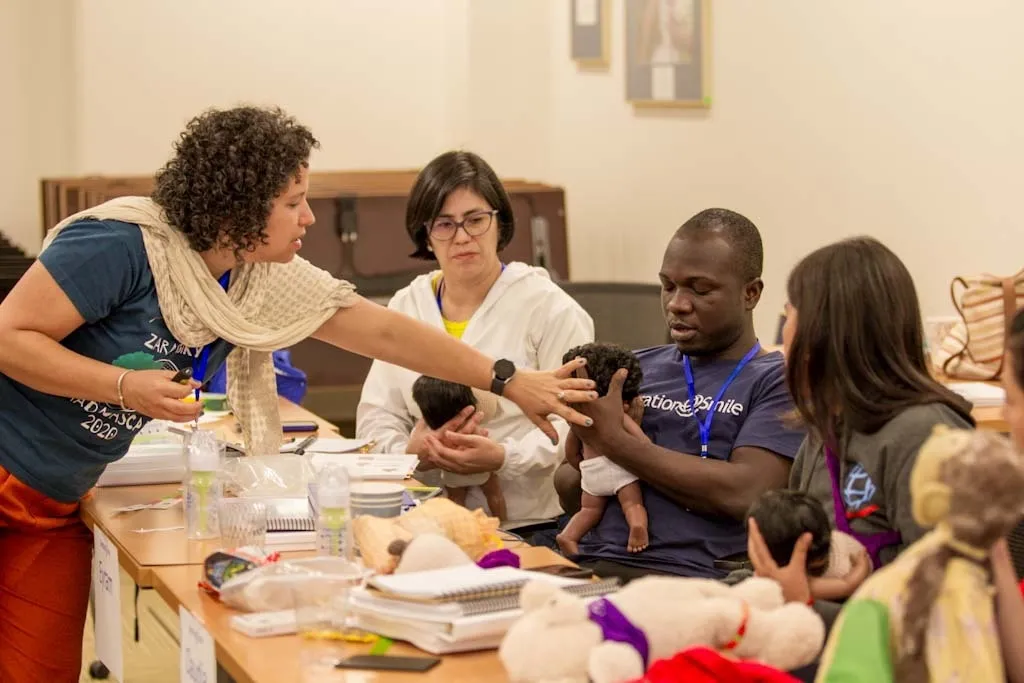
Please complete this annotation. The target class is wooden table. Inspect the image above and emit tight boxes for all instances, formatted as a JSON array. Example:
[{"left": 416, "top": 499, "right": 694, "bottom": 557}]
[
  {"left": 152, "top": 546, "right": 570, "bottom": 683},
  {"left": 80, "top": 397, "right": 338, "bottom": 587}
]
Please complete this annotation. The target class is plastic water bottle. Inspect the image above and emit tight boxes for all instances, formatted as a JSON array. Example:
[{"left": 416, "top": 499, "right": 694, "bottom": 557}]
[
  {"left": 315, "top": 464, "right": 351, "bottom": 559},
  {"left": 184, "top": 430, "right": 222, "bottom": 540}
]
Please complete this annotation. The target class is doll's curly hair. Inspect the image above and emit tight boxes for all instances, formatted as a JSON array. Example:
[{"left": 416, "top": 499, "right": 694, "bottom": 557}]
[
  {"left": 152, "top": 106, "right": 319, "bottom": 254},
  {"left": 562, "top": 342, "right": 643, "bottom": 402}
]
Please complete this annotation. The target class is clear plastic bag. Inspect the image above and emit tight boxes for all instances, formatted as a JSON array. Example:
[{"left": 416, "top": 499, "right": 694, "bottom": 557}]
[
  {"left": 221, "top": 454, "right": 315, "bottom": 498},
  {"left": 218, "top": 556, "right": 367, "bottom": 612}
]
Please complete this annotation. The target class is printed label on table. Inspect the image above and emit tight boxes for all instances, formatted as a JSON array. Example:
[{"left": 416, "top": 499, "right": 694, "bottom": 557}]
[
  {"left": 180, "top": 606, "right": 217, "bottom": 683},
  {"left": 651, "top": 64, "right": 676, "bottom": 101},
  {"left": 93, "top": 526, "right": 124, "bottom": 682},
  {"left": 575, "top": 0, "right": 598, "bottom": 26}
]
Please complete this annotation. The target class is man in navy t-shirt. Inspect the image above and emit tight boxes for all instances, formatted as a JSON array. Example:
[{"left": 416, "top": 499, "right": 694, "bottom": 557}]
[{"left": 556, "top": 208, "right": 805, "bottom": 581}]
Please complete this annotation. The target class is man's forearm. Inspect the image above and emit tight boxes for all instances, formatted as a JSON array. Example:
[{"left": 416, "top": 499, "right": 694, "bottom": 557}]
[
  {"left": 0, "top": 328, "right": 123, "bottom": 404},
  {"left": 605, "top": 433, "right": 751, "bottom": 519}
]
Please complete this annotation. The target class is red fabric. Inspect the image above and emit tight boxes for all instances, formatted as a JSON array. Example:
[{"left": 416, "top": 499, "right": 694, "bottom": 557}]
[
  {"left": 1018, "top": 578, "right": 1024, "bottom": 598},
  {"left": 630, "top": 646, "right": 801, "bottom": 683},
  {"left": 0, "top": 465, "right": 93, "bottom": 683}
]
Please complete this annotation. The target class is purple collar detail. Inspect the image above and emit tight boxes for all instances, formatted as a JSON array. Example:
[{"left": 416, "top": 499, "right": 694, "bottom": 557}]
[
  {"left": 587, "top": 598, "right": 650, "bottom": 669},
  {"left": 476, "top": 549, "right": 521, "bottom": 569}
]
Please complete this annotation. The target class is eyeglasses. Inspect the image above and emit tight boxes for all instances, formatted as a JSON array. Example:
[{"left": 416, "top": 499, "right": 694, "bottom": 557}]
[{"left": 426, "top": 210, "right": 498, "bottom": 242}]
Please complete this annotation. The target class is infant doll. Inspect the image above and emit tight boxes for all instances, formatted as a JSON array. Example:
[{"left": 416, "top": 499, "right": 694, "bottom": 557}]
[
  {"left": 746, "top": 489, "right": 869, "bottom": 598},
  {"left": 555, "top": 342, "right": 650, "bottom": 556},
  {"left": 411, "top": 375, "right": 508, "bottom": 521}
]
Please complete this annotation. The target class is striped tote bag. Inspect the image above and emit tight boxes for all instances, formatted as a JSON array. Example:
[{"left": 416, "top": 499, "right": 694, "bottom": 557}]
[{"left": 933, "top": 269, "right": 1024, "bottom": 380}]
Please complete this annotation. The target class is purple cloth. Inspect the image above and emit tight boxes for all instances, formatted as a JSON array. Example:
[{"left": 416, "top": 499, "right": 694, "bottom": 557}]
[
  {"left": 824, "top": 445, "right": 901, "bottom": 570},
  {"left": 587, "top": 598, "right": 650, "bottom": 669},
  {"left": 476, "top": 549, "right": 521, "bottom": 569}
]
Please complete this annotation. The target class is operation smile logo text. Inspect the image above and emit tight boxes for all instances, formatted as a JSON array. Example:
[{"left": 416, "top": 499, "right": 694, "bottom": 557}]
[{"left": 641, "top": 392, "right": 745, "bottom": 418}]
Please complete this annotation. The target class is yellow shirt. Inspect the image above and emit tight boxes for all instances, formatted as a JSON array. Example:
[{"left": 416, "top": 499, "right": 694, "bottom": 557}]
[
  {"left": 433, "top": 274, "right": 468, "bottom": 339},
  {"left": 817, "top": 529, "right": 1003, "bottom": 682}
]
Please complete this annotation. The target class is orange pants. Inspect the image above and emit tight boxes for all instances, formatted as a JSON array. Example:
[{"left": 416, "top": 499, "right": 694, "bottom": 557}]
[{"left": 0, "top": 466, "right": 92, "bottom": 683}]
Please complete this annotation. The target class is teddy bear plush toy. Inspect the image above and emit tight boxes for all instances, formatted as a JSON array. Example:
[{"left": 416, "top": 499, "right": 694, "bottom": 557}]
[
  {"left": 815, "top": 425, "right": 1024, "bottom": 683},
  {"left": 351, "top": 497, "right": 503, "bottom": 573},
  {"left": 498, "top": 574, "right": 825, "bottom": 683}
]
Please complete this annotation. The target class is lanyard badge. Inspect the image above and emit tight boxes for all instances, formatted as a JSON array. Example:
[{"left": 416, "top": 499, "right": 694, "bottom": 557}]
[{"left": 682, "top": 342, "right": 761, "bottom": 458}]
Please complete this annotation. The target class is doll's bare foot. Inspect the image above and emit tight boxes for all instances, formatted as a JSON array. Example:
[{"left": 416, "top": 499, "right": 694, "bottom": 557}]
[
  {"left": 627, "top": 525, "right": 649, "bottom": 553},
  {"left": 556, "top": 533, "right": 580, "bottom": 557}
]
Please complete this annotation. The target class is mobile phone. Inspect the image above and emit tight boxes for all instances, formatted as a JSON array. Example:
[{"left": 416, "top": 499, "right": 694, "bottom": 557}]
[
  {"left": 529, "top": 564, "right": 595, "bottom": 580},
  {"left": 171, "top": 367, "right": 193, "bottom": 384},
  {"left": 335, "top": 655, "right": 441, "bottom": 672},
  {"left": 282, "top": 420, "right": 319, "bottom": 433}
]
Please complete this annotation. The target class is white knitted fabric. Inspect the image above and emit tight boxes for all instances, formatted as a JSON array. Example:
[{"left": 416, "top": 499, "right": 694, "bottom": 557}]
[{"left": 41, "top": 196, "right": 357, "bottom": 456}]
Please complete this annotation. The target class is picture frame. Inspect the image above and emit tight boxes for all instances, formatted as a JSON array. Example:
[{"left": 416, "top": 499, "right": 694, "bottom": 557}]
[
  {"left": 625, "top": 0, "right": 711, "bottom": 108},
  {"left": 570, "top": 0, "right": 611, "bottom": 69}
]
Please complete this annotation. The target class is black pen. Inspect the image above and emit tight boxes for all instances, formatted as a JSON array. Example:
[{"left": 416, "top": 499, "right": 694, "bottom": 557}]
[{"left": 292, "top": 435, "right": 317, "bottom": 456}]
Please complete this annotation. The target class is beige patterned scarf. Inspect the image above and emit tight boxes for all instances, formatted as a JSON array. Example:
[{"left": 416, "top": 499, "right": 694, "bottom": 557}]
[{"left": 41, "top": 196, "right": 357, "bottom": 456}]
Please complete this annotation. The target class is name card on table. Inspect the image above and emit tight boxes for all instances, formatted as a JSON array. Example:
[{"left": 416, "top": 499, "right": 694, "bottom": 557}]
[
  {"left": 92, "top": 526, "right": 124, "bottom": 683},
  {"left": 180, "top": 606, "right": 217, "bottom": 683}
]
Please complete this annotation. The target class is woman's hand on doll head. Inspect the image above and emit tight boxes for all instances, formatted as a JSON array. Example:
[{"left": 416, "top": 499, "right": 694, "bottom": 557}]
[
  {"left": 747, "top": 517, "right": 813, "bottom": 604},
  {"left": 421, "top": 431, "right": 505, "bottom": 474},
  {"left": 502, "top": 358, "right": 598, "bottom": 445},
  {"left": 407, "top": 407, "right": 484, "bottom": 460}
]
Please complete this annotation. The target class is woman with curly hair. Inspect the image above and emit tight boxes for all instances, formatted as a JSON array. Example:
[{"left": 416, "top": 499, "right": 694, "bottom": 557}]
[{"left": 0, "top": 106, "right": 596, "bottom": 681}]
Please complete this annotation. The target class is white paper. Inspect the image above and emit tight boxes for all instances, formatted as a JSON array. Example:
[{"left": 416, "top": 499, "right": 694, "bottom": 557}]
[
  {"left": 180, "top": 606, "right": 217, "bottom": 683},
  {"left": 282, "top": 437, "right": 371, "bottom": 454},
  {"left": 575, "top": 0, "right": 598, "bottom": 27},
  {"left": 92, "top": 527, "right": 124, "bottom": 683},
  {"left": 947, "top": 382, "right": 1007, "bottom": 407},
  {"left": 651, "top": 64, "right": 676, "bottom": 101},
  {"left": 310, "top": 452, "right": 418, "bottom": 480}
]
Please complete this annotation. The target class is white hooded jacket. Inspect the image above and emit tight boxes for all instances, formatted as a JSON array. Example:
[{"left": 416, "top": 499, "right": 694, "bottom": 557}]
[{"left": 355, "top": 262, "right": 595, "bottom": 524}]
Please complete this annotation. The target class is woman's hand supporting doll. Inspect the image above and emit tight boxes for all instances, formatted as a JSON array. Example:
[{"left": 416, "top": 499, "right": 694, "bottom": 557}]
[{"left": 808, "top": 546, "right": 872, "bottom": 601}]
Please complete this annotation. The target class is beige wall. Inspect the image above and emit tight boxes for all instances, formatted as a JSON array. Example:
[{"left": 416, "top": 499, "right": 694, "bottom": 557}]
[
  {"left": 2, "top": 0, "right": 1021, "bottom": 341},
  {"left": 543, "top": 0, "right": 1024, "bottom": 336},
  {"left": 0, "top": 0, "right": 75, "bottom": 254}
]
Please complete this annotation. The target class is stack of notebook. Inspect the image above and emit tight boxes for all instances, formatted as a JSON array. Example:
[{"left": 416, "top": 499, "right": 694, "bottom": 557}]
[
  {"left": 260, "top": 497, "right": 317, "bottom": 551},
  {"left": 348, "top": 564, "right": 621, "bottom": 654}
]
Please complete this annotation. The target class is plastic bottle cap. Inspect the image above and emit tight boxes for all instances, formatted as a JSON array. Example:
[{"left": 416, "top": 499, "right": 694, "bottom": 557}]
[
  {"left": 188, "top": 445, "right": 221, "bottom": 471},
  {"left": 317, "top": 464, "right": 350, "bottom": 509},
  {"left": 318, "top": 488, "right": 349, "bottom": 509}
]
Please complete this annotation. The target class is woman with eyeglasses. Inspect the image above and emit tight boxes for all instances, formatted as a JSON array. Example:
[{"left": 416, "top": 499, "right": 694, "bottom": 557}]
[{"left": 356, "top": 151, "right": 594, "bottom": 527}]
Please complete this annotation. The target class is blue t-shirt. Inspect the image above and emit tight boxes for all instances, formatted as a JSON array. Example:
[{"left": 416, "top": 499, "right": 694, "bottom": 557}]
[
  {"left": 575, "top": 344, "right": 805, "bottom": 578},
  {"left": 0, "top": 219, "right": 232, "bottom": 503}
]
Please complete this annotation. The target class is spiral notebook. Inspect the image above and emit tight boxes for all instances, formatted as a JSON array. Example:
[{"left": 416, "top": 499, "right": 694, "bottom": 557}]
[
  {"left": 257, "top": 497, "right": 316, "bottom": 550},
  {"left": 366, "top": 564, "right": 620, "bottom": 605}
]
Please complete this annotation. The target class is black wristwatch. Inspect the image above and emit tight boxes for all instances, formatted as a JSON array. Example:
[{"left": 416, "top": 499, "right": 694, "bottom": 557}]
[{"left": 490, "top": 359, "right": 517, "bottom": 396}]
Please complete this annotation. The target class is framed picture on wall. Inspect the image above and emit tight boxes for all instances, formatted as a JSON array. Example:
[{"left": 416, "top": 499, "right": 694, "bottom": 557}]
[
  {"left": 625, "top": 0, "right": 711, "bottom": 107},
  {"left": 570, "top": 0, "right": 611, "bottom": 69}
]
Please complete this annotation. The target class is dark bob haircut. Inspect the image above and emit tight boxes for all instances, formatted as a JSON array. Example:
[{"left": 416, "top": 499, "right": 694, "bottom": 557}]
[
  {"left": 152, "top": 105, "right": 319, "bottom": 255},
  {"left": 405, "top": 151, "right": 515, "bottom": 260}
]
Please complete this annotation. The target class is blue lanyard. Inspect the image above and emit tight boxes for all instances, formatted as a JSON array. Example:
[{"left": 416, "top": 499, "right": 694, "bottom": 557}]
[
  {"left": 191, "top": 271, "right": 231, "bottom": 399},
  {"left": 436, "top": 263, "right": 506, "bottom": 313},
  {"left": 682, "top": 342, "right": 761, "bottom": 458}
]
